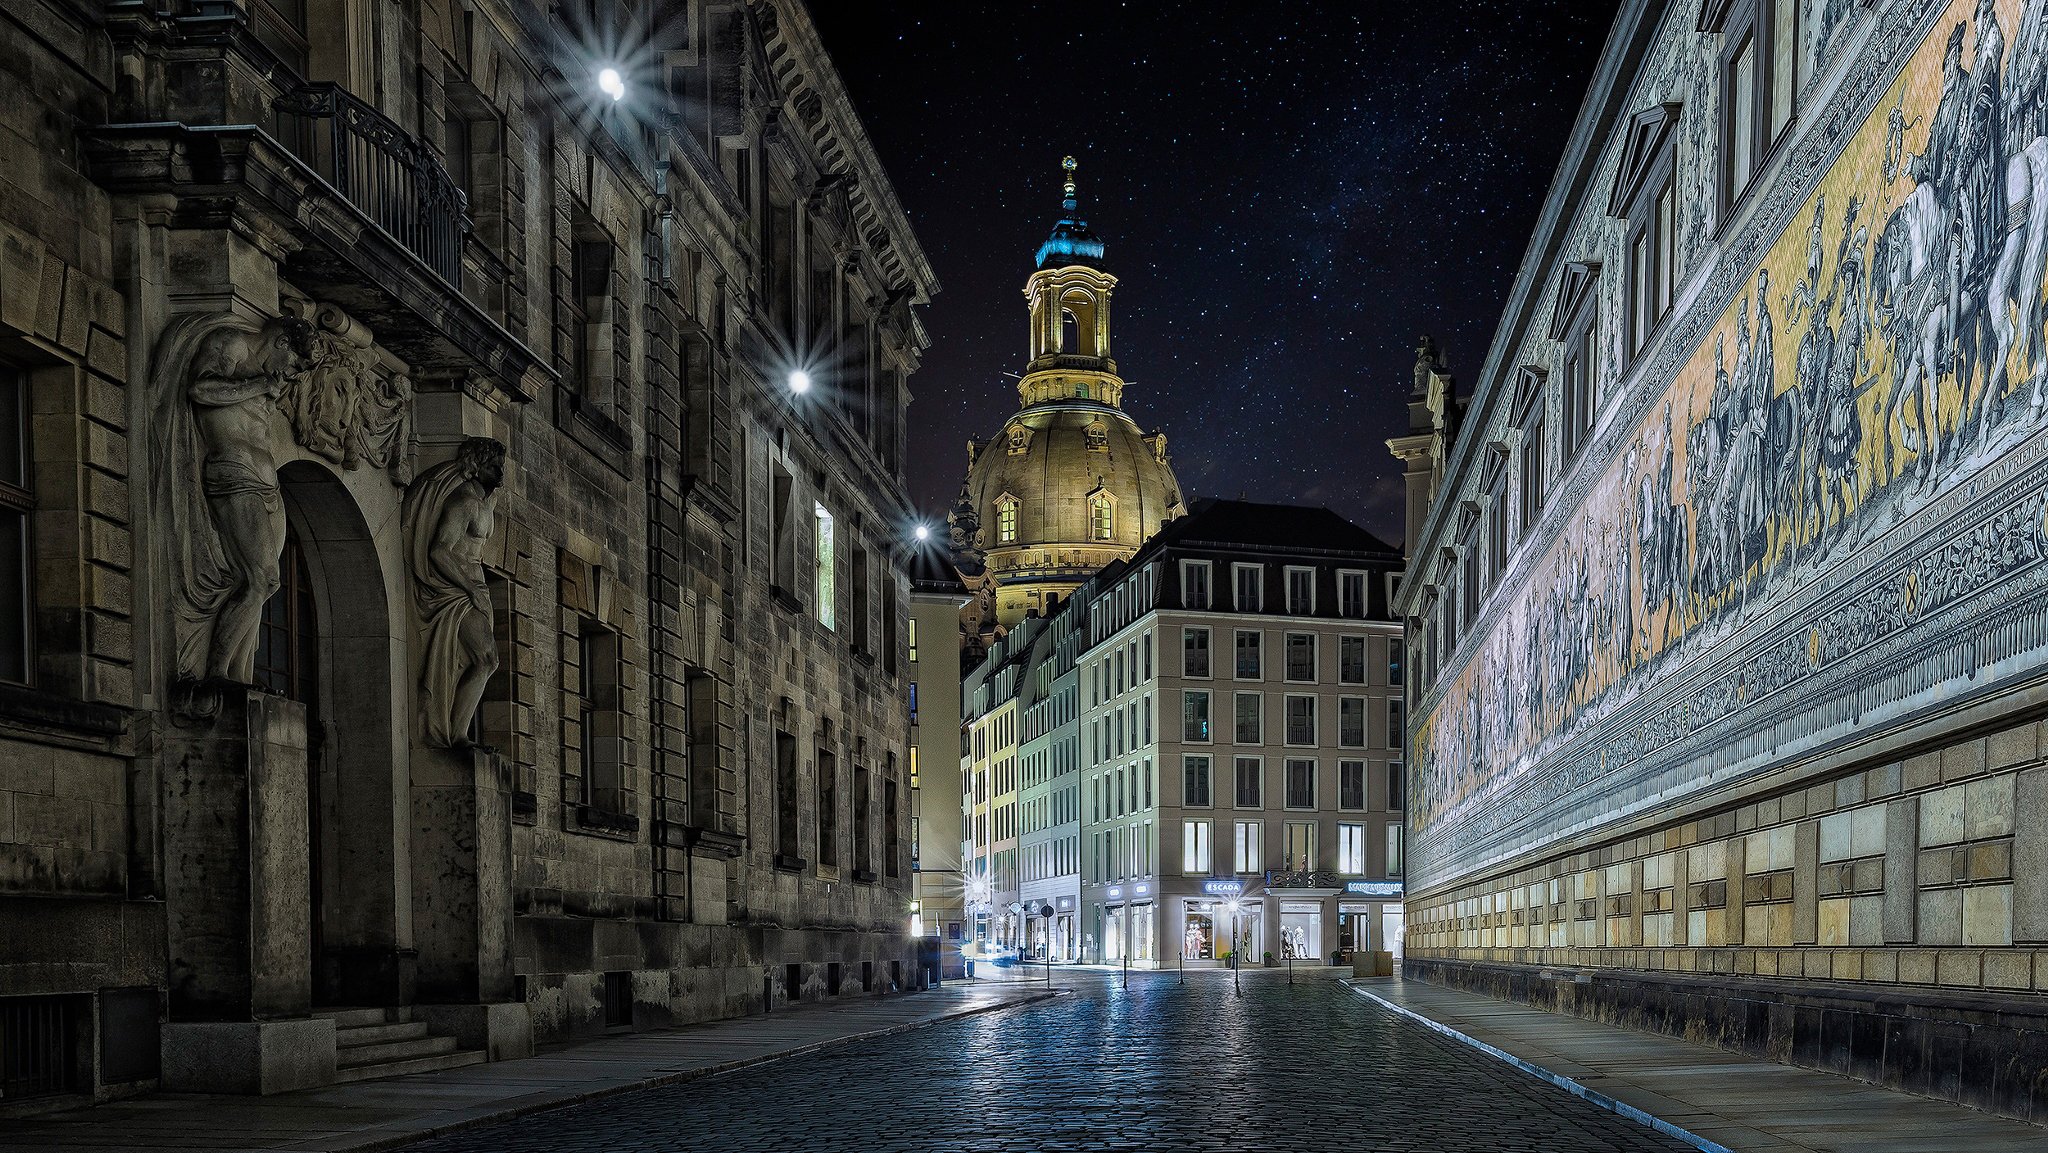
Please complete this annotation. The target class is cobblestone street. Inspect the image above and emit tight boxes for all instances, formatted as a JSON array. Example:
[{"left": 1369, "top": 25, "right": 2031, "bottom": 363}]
[{"left": 401, "top": 970, "right": 1689, "bottom": 1152}]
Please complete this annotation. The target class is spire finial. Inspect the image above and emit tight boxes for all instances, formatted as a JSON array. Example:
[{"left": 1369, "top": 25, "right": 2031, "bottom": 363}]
[{"left": 1061, "top": 155, "right": 1078, "bottom": 214}]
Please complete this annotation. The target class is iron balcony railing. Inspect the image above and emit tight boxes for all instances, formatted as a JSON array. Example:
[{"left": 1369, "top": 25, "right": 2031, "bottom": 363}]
[{"left": 273, "top": 83, "right": 468, "bottom": 284}]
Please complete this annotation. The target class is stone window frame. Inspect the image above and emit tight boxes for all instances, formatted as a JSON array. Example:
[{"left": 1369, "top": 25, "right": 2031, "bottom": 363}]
[
  {"left": 1336, "top": 569, "right": 1368, "bottom": 619},
  {"left": 1338, "top": 759, "right": 1368, "bottom": 812},
  {"left": 558, "top": 550, "right": 639, "bottom": 835},
  {"left": 1182, "top": 754, "right": 1213, "bottom": 808},
  {"left": 1180, "top": 559, "right": 1212, "bottom": 610},
  {"left": 1338, "top": 635, "right": 1368, "bottom": 685},
  {"left": 1283, "top": 759, "right": 1318, "bottom": 811},
  {"left": 1233, "top": 690, "right": 1263, "bottom": 745},
  {"left": 0, "top": 359, "right": 31, "bottom": 686},
  {"left": 1607, "top": 104, "right": 1681, "bottom": 367},
  {"left": 1233, "top": 628, "right": 1262, "bottom": 680},
  {"left": 1283, "top": 694, "right": 1317, "bottom": 748},
  {"left": 995, "top": 492, "right": 1019, "bottom": 544},
  {"left": 1283, "top": 565, "right": 1315, "bottom": 615},
  {"left": 1703, "top": 0, "right": 1802, "bottom": 224},
  {"left": 1337, "top": 696, "right": 1368, "bottom": 749},
  {"left": 1233, "top": 755, "right": 1263, "bottom": 810},
  {"left": 1233, "top": 563, "right": 1263, "bottom": 613},
  {"left": 1512, "top": 364, "right": 1550, "bottom": 540},
  {"left": 1089, "top": 489, "right": 1115, "bottom": 541},
  {"left": 1337, "top": 822, "right": 1368, "bottom": 876}
]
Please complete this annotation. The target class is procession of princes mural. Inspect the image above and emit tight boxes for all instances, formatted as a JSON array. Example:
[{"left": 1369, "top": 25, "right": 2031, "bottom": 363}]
[{"left": 1415, "top": 0, "right": 2048, "bottom": 862}]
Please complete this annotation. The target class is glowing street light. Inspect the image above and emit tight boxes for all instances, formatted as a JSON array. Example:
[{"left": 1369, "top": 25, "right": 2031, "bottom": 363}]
[
  {"left": 787, "top": 369, "right": 812, "bottom": 395},
  {"left": 914, "top": 523, "right": 931, "bottom": 542},
  {"left": 597, "top": 67, "right": 626, "bottom": 102}
]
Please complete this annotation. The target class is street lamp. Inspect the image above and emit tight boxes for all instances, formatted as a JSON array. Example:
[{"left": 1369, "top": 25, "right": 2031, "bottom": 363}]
[
  {"left": 787, "top": 369, "right": 812, "bottom": 395},
  {"left": 597, "top": 67, "right": 626, "bottom": 102},
  {"left": 914, "top": 523, "right": 931, "bottom": 542}
]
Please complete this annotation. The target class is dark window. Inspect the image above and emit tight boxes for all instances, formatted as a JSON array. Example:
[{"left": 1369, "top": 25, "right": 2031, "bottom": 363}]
[
  {"left": 1234, "top": 756, "right": 1261, "bottom": 807},
  {"left": 578, "top": 623, "right": 625, "bottom": 812},
  {"left": 1235, "top": 629, "right": 1261, "bottom": 678},
  {"left": 1338, "top": 571, "right": 1367, "bottom": 618},
  {"left": 254, "top": 532, "right": 317, "bottom": 704},
  {"left": 0, "top": 366, "right": 24, "bottom": 685},
  {"left": 1339, "top": 698, "right": 1366, "bottom": 748},
  {"left": 1386, "top": 638, "right": 1403, "bottom": 687},
  {"left": 1714, "top": 0, "right": 1800, "bottom": 215},
  {"left": 1234, "top": 565, "right": 1261, "bottom": 612},
  {"left": 1182, "top": 691, "right": 1211, "bottom": 742},
  {"left": 776, "top": 730, "right": 799, "bottom": 856},
  {"left": 1183, "top": 755, "right": 1212, "bottom": 807},
  {"left": 1284, "top": 633, "right": 1316, "bottom": 682},
  {"left": 854, "top": 762, "right": 873, "bottom": 874},
  {"left": 1183, "top": 627, "right": 1211, "bottom": 678},
  {"left": 1284, "top": 759, "right": 1316, "bottom": 809},
  {"left": 1389, "top": 762, "right": 1405, "bottom": 811},
  {"left": 1234, "top": 693, "right": 1261, "bottom": 744},
  {"left": 1285, "top": 695, "right": 1316, "bottom": 746},
  {"left": 1339, "top": 760, "right": 1367, "bottom": 810},
  {"left": 884, "top": 769, "right": 900, "bottom": 877},
  {"left": 1339, "top": 636, "right": 1366, "bottom": 685},
  {"left": 1388, "top": 700, "right": 1406, "bottom": 752},
  {"left": 816, "top": 746, "right": 838, "bottom": 867}
]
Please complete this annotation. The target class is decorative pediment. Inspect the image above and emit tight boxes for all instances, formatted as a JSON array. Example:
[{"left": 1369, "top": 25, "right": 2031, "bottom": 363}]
[
  {"left": 1546, "top": 262, "right": 1601, "bottom": 340},
  {"left": 1606, "top": 104, "right": 1682, "bottom": 218},
  {"left": 1511, "top": 364, "right": 1549, "bottom": 421}
]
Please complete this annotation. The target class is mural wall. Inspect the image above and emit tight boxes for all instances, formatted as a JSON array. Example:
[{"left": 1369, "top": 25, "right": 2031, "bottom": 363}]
[{"left": 1415, "top": 0, "right": 2048, "bottom": 888}]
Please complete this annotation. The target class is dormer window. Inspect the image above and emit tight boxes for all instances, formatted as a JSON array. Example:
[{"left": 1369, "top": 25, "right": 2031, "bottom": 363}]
[
  {"left": 1085, "top": 421, "right": 1109, "bottom": 451},
  {"left": 1548, "top": 264, "right": 1600, "bottom": 460},
  {"left": 1703, "top": 0, "right": 1801, "bottom": 216},
  {"left": 1007, "top": 425, "right": 1031, "bottom": 455},
  {"left": 1609, "top": 105, "right": 1681, "bottom": 364},
  {"left": 996, "top": 494, "right": 1020, "bottom": 544}
]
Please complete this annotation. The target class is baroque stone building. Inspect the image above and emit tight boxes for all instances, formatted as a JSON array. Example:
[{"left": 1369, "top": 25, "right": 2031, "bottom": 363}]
[
  {"left": 956, "top": 157, "right": 1184, "bottom": 630},
  {"left": 0, "top": 0, "right": 932, "bottom": 1106},
  {"left": 1398, "top": 0, "right": 2048, "bottom": 1119}
]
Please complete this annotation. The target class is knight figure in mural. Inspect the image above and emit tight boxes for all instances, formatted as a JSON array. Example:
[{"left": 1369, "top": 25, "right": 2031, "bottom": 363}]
[{"left": 403, "top": 437, "right": 507, "bottom": 749}]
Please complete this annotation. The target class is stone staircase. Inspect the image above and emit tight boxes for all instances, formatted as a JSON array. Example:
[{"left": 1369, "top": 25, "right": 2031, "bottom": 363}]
[{"left": 315, "top": 1007, "right": 488, "bottom": 1083}]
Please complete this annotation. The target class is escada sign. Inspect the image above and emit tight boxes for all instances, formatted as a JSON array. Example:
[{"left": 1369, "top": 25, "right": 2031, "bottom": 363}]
[{"left": 1201, "top": 879, "right": 1245, "bottom": 896}]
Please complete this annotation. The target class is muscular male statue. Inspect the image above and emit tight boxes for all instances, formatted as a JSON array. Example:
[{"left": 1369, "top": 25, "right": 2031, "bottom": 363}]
[
  {"left": 403, "top": 437, "right": 507, "bottom": 748},
  {"left": 185, "top": 318, "right": 313, "bottom": 683}
]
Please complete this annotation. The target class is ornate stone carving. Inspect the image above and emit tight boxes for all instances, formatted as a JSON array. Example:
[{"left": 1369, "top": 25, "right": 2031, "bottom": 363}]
[
  {"left": 169, "top": 316, "right": 315, "bottom": 685},
  {"left": 281, "top": 300, "right": 416, "bottom": 484},
  {"left": 402, "top": 437, "right": 507, "bottom": 748},
  {"left": 157, "top": 305, "right": 417, "bottom": 689}
]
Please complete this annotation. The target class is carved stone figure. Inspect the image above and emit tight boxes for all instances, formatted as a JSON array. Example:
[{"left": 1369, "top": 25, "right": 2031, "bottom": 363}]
[
  {"left": 403, "top": 437, "right": 507, "bottom": 748},
  {"left": 283, "top": 301, "right": 416, "bottom": 483},
  {"left": 178, "top": 317, "right": 314, "bottom": 684}
]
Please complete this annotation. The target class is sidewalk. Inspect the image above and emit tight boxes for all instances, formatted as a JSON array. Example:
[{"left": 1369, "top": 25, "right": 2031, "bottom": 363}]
[
  {"left": 0, "top": 983, "right": 1054, "bottom": 1153},
  {"left": 1348, "top": 977, "right": 2048, "bottom": 1153}
]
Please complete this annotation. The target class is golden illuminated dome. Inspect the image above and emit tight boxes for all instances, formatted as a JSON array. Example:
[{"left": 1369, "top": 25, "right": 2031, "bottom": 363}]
[{"left": 958, "top": 156, "right": 1184, "bottom": 627}]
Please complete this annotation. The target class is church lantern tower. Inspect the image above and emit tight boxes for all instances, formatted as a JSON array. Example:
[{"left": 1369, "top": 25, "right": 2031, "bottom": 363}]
[{"left": 960, "top": 157, "right": 1184, "bottom": 628}]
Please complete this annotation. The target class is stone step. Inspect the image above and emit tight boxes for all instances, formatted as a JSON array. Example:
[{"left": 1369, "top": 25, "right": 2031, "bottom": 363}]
[
  {"left": 330, "top": 1049, "right": 487, "bottom": 1084},
  {"left": 335, "top": 1034, "right": 458, "bottom": 1067},
  {"left": 314, "top": 1006, "right": 408, "bottom": 1029},
  {"left": 334, "top": 1021, "right": 431, "bottom": 1047}
]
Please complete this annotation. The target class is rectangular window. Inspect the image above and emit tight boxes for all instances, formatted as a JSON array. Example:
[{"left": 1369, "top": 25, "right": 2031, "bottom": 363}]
[
  {"left": 1389, "top": 762, "right": 1405, "bottom": 811},
  {"left": 1339, "top": 759, "right": 1367, "bottom": 810},
  {"left": 1387, "top": 699, "right": 1405, "bottom": 752},
  {"left": 1182, "top": 627, "right": 1211, "bottom": 678},
  {"left": 1520, "top": 406, "right": 1546, "bottom": 534},
  {"left": 1183, "top": 755, "right": 1212, "bottom": 807},
  {"left": 1285, "top": 567, "right": 1314, "bottom": 615},
  {"left": 1486, "top": 471, "right": 1508, "bottom": 586},
  {"left": 0, "top": 366, "right": 28, "bottom": 684},
  {"left": 854, "top": 763, "right": 873, "bottom": 874},
  {"left": 1234, "top": 820, "right": 1262, "bottom": 874},
  {"left": 1235, "top": 629, "right": 1262, "bottom": 679},
  {"left": 1284, "top": 758, "right": 1316, "bottom": 810},
  {"left": 577, "top": 624, "right": 625, "bottom": 813},
  {"left": 1182, "top": 560, "right": 1212, "bottom": 609},
  {"left": 1386, "top": 638, "right": 1402, "bottom": 687},
  {"left": 1337, "top": 571, "right": 1366, "bottom": 619},
  {"left": 1338, "top": 636, "right": 1366, "bottom": 685},
  {"left": 1338, "top": 823, "right": 1367, "bottom": 875},
  {"left": 1234, "top": 564, "right": 1262, "bottom": 612},
  {"left": 1285, "top": 820, "right": 1317, "bottom": 870},
  {"left": 1234, "top": 692, "right": 1262, "bottom": 744},
  {"left": 1284, "top": 695, "right": 1316, "bottom": 747},
  {"left": 816, "top": 747, "right": 838, "bottom": 867},
  {"left": 1182, "top": 690, "right": 1211, "bottom": 743},
  {"left": 776, "top": 730, "right": 799, "bottom": 858},
  {"left": 1182, "top": 819, "right": 1211, "bottom": 874},
  {"left": 1338, "top": 698, "right": 1366, "bottom": 748},
  {"left": 1234, "top": 756, "right": 1262, "bottom": 808},
  {"left": 1386, "top": 824, "right": 1404, "bottom": 875},
  {"left": 1284, "top": 632, "right": 1316, "bottom": 682}
]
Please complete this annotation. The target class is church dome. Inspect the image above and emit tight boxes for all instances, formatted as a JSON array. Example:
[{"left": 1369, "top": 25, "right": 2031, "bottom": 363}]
[
  {"left": 954, "top": 156, "right": 1184, "bottom": 627},
  {"left": 964, "top": 403, "right": 1181, "bottom": 609}
]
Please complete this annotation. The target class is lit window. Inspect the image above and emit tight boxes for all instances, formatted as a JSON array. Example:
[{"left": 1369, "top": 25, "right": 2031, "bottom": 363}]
[
  {"left": 1233, "top": 820, "right": 1262, "bottom": 874},
  {"left": 1338, "top": 823, "right": 1366, "bottom": 875},
  {"left": 996, "top": 495, "right": 1019, "bottom": 544},
  {"left": 1090, "top": 493, "right": 1113, "bottom": 541},
  {"left": 814, "top": 503, "right": 835, "bottom": 630},
  {"left": 1182, "top": 819, "right": 1211, "bottom": 874}
]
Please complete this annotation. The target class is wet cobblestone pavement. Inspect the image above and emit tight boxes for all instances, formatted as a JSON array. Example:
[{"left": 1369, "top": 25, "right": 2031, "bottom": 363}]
[{"left": 401, "top": 968, "right": 1691, "bottom": 1152}]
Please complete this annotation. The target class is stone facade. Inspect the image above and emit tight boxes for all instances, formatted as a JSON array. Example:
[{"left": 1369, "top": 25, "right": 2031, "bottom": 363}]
[
  {"left": 1398, "top": 0, "right": 2048, "bottom": 1120},
  {"left": 0, "top": 0, "right": 932, "bottom": 1109}
]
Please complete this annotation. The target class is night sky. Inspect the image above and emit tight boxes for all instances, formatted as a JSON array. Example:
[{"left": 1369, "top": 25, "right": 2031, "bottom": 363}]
[{"left": 811, "top": 2, "right": 1621, "bottom": 546}]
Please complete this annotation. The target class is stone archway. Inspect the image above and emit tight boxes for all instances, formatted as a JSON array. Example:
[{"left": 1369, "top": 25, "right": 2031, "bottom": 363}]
[{"left": 278, "top": 459, "right": 408, "bottom": 1007}]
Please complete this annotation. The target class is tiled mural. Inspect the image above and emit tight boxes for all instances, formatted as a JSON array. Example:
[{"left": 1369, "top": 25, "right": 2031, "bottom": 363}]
[{"left": 1415, "top": 0, "right": 2048, "bottom": 887}]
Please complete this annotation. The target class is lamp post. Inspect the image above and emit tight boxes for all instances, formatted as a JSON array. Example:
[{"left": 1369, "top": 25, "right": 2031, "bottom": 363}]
[{"left": 1039, "top": 903, "right": 1055, "bottom": 988}]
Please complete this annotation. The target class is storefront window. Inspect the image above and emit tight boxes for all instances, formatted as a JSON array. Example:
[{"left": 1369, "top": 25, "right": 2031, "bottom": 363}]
[
  {"left": 1280, "top": 902, "right": 1322, "bottom": 960},
  {"left": 1183, "top": 909, "right": 1216, "bottom": 960}
]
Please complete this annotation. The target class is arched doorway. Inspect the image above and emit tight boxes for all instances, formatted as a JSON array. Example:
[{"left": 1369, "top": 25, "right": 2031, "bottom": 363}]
[{"left": 275, "top": 460, "right": 405, "bottom": 1008}]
